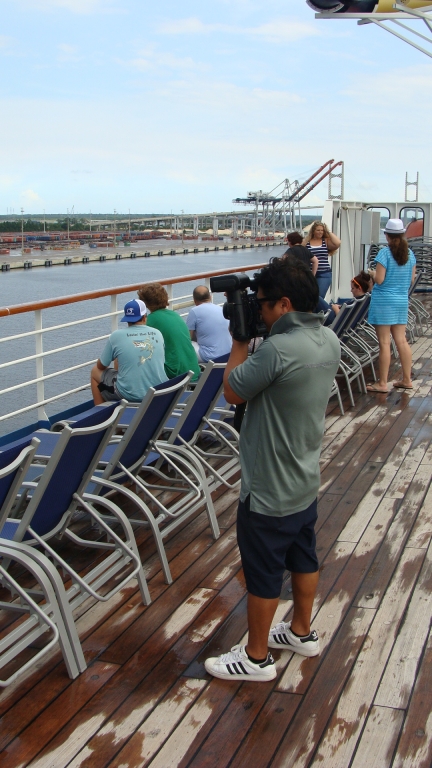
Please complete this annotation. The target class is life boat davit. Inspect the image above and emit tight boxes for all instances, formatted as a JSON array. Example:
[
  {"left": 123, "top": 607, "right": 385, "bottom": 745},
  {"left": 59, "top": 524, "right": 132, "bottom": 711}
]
[{"left": 307, "top": 1, "right": 432, "bottom": 13}]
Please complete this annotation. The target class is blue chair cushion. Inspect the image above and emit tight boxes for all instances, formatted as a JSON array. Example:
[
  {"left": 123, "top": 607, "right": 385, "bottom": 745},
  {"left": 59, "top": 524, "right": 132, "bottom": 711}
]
[
  {"left": 0, "top": 431, "right": 61, "bottom": 460},
  {"left": 0, "top": 519, "right": 19, "bottom": 541}
]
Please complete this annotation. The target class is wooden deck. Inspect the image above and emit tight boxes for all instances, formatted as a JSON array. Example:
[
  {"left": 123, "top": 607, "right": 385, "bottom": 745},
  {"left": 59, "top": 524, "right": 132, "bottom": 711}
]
[{"left": 1, "top": 325, "right": 432, "bottom": 767}]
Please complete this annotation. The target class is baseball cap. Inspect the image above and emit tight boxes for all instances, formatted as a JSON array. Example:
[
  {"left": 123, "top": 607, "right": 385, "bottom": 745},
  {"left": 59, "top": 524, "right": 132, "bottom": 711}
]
[{"left": 120, "top": 299, "right": 147, "bottom": 323}]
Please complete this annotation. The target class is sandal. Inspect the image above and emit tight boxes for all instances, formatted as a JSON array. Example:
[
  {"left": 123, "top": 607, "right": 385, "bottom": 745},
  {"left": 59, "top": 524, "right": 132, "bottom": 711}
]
[
  {"left": 393, "top": 381, "right": 413, "bottom": 390},
  {"left": 367, "top": 383, "right": 389, "bottom": 394}
]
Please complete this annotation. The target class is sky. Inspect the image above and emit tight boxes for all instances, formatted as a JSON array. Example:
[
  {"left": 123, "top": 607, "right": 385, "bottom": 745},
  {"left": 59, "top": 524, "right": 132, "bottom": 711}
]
[{"left": 0, "top": 0, "right": 431, "bottom": 215}]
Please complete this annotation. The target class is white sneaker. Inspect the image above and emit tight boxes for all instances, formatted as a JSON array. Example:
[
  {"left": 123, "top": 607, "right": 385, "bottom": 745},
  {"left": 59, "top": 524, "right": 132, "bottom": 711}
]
[
  {"left": 268, "top": 621, "right": 320, "bottom": 657},
  {"left": 204, "top": 644, "right": 276, "bottom": 682}
]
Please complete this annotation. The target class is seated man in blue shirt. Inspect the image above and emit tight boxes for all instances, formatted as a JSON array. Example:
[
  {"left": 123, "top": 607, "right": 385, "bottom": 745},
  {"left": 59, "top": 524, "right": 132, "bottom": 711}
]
[
  {"left": 90, "top": 298, "right": 167, "bottom": 404},
  {"left": 186, "top": 285, "right": 232, "bottom": 362}
]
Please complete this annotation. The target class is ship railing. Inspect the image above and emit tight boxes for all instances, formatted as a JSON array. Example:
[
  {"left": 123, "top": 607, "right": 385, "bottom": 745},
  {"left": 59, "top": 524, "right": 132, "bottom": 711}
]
[{"left": 0, "top": 263, "right": 265, "bottom": 439}]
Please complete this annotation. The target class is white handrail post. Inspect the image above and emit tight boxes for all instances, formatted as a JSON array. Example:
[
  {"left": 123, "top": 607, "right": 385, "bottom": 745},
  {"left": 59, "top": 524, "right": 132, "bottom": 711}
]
[
  {"left": 35, "top": 310, "right": 49, "bottom": 423},
  {"left": 110, "top": 295, "right": 117, "bottom": 332},
  {"left": 204, "top": 277, "right": 214, "bottom": 302},
  {"left": 165, "top": 284, "right": 173, "bottom": 306}
]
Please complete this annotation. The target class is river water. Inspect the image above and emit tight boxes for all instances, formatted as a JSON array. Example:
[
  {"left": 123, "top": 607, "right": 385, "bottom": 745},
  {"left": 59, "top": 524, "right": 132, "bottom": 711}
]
[{"left": 0, "top": 245, "right": 286, "bottom": 436}]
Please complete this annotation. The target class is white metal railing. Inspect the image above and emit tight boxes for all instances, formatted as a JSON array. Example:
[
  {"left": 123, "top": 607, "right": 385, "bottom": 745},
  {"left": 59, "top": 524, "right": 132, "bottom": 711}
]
[{"left": 0, "top": 264, "right": 265, "bottom": 433}]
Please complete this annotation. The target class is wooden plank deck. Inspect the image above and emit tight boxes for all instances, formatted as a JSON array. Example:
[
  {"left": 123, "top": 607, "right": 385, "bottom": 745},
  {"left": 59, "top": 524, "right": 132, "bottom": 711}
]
[{"left": 1, "top": 322, "right": 432, "bottom": 767}]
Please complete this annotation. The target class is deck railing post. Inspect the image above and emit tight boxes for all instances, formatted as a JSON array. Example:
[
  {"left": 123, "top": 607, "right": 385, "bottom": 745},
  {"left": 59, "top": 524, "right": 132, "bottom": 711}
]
[
  {"left": 110, "top": 295, "right": 118, "bottom": 332},
  {"left": 35, "top": 310, "right": 49, "bottom": 423},
  {"left": 165, "top": 284, "right": 173, "bottom": 305},
  {"left": 204, "top": 277, "right": 213, "bottom": 301}
]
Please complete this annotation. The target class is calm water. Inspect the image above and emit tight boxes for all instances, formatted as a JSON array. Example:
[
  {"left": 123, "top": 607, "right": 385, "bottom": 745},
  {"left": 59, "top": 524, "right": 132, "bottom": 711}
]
[{"left": 0, "top": 246, "right": 285, "bottom": 436}]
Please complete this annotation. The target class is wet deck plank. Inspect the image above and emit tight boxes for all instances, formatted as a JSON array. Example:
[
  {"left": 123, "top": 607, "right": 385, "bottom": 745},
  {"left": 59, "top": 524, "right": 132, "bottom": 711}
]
[{"left": 1, "top": 320, "right": 432, "bottom": 767}]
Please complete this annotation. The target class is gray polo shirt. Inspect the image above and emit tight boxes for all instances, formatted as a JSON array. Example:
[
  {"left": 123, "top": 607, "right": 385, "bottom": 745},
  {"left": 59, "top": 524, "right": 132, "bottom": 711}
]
[{"left": 229, "top": 311, "right": 340, "bottom": 517}]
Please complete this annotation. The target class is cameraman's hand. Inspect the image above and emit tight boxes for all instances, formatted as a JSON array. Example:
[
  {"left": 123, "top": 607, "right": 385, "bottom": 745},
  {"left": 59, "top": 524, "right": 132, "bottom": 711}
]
[
  {"left": 223, "top": 340, "right": 248, "bottom": 405},
  {"left": 228, "top": 326, "right": 251, "bottom": 343}
]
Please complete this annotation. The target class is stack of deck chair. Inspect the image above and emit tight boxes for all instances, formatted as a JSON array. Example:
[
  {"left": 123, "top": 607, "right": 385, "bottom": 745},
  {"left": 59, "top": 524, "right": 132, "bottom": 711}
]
[{"left": 329, "top": 301, "right": 367, "bottom": 407}]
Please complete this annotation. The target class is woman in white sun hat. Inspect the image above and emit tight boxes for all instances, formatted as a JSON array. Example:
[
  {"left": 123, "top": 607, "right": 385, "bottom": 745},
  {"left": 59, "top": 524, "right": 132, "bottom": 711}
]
[{"left": 366, "top": 218, "right": 416, "bottom": 394}]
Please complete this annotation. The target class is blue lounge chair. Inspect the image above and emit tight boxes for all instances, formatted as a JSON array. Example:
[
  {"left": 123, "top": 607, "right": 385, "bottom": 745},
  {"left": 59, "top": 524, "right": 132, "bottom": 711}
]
[
  {"left": 87, "top": 372, "right": 219, "bottom": 585},
  {"left": 0, "top": 401, "right": 151, "bottom": 623},
  {"left": 157, "top": 354, "right": 241, "bottom": 492},
  {"left": 0, "top": 437, "right": 40, "bottom": 518},
  {"left": 0, "top": 440, "right": 86, "bottom": 683}
]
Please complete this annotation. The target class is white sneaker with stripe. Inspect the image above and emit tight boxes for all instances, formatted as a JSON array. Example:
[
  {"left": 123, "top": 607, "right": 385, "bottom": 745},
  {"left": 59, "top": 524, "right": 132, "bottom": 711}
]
[
  {"left": 204, "top": 644, "right": 276, "bottom": 681},
  {"left": 268, "top": 620, "right": 319, "bottom": 656}
]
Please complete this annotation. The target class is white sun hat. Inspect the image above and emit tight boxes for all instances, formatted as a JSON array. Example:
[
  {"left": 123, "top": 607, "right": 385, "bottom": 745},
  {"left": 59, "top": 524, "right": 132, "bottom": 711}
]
[{"left": 384, "top": 218, "right": 406, "bottom": 235}]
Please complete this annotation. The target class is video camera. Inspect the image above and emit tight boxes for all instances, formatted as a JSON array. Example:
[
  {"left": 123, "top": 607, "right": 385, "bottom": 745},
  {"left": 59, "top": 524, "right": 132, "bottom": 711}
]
[{"left": 210, "top": 273, "right": 267, "bottom": 342}]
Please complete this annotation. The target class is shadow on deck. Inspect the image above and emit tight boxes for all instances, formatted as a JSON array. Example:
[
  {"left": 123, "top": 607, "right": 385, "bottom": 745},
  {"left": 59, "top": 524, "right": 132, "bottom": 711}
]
[{"left": 1, "top": 323, "right": 432, "bottom": 768}]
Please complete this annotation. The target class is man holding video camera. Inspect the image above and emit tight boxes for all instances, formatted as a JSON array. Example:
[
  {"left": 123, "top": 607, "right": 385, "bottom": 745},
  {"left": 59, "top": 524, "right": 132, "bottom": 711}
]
[{"left": 205, "top": 258, "right": 340, "bottom": 682}]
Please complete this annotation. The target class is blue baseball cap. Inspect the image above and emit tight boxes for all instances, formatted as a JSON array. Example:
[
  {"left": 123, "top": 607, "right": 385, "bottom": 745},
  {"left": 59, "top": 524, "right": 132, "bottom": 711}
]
[{"left": 120, "top": 299, "right": 147, "bottom": 323}]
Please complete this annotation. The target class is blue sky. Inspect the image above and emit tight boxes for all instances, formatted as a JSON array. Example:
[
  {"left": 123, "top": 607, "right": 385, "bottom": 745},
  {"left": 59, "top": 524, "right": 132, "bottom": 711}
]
[{"left": 0, "top": 0, "right": 430, "bottom": 214}]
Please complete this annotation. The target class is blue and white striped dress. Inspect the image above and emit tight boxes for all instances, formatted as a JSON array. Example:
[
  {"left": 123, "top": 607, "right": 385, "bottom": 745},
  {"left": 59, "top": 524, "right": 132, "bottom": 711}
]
[{"left": 306, "top": 239, "right": 331, "bottom": 275}]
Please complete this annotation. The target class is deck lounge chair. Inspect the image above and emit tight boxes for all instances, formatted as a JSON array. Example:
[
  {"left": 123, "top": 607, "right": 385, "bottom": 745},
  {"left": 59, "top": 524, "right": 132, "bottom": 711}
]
[
  {"left": 0, "top": 439, "right": 86, "bottom": 683},
  {"left": 408, "top": 270, "right": 430, "bottom": 335},
  {"left": 156, "top": 354, "right": 241, "bottom": 493},
  {"left": 330, "top": 302, "right": 367, "bottom": 407},
  {"left": 87, "top": 372, "right": 220, "bottom": 585},
  {"left": 0, "top": 401, "right": 151, "bottom": 628},
  {"left": 340, "top": 295, "right": 379, "bottom": 381}
]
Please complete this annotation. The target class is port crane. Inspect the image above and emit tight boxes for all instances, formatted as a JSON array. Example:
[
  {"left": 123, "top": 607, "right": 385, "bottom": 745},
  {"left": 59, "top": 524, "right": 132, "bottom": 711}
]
[{"left": 232, "top": 159, "right": 344, "bottom": 236}]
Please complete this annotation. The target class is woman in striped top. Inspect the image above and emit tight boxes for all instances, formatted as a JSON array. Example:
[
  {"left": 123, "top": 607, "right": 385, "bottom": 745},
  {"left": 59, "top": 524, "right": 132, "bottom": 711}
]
[{"left": 303, "top": 221, "right": 341, "bottom": 298}]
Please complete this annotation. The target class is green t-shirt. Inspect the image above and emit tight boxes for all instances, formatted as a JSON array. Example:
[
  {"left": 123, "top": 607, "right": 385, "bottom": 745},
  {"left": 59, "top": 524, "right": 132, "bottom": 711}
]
[
  {"left": 229, "top": 312, "right": 341, "bottom": 517},
  {"left": 145, "top": 308, "right": 200, "bottom": 381}
]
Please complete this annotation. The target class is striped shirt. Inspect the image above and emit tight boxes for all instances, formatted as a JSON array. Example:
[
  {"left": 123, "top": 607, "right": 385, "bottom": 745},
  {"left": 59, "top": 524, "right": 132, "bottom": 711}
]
[{"left": 306, "top": 239, "right": 331, "bottom": 274}]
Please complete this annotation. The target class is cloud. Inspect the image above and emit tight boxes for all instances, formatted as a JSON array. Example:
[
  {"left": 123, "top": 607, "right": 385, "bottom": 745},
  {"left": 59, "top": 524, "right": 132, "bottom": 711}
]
[
  {"left": 11, "top": 0, "right": 118, "bottom": 14},
  {"left": 341, "top": 62, "right": 432, "bottom": 106},
  {"left": 22, "top": 189, "right": 43, "bottom": 204},
  {"left": 245, "top": 21, "right": 321, "bottom": 43},
  {"left": 0, "top": 174, "right": 17, "bottom": 186},
  {"left": 157, "top": 17, "right": 320, "bottom": 43},
  {"left": 57, "top": 43, "right": 83, "bottom": 62},
  {"left": 125, "top": 51, "right": 199, "bottom": 73},
  {"left": 1, "top": 49, "right": 431, "bottom": 213},
  {"left": 158, "top": 18, "right": 218, "bottom": 35},
  {"left": 0, "top": 35, "right": 13, "bottom": 52}
]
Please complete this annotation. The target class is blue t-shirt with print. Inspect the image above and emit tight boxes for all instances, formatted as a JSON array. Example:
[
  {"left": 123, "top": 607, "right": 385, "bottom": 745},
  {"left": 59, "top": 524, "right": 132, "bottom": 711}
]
[{"left": 100, "top": 325, "right": 167, "bottom": 401}]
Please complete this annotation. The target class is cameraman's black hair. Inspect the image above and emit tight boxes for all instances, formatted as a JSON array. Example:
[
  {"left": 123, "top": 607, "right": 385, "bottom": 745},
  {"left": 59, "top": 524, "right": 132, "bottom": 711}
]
[{"left": 253, "top": 257, "right": 319, "bottom": 313}]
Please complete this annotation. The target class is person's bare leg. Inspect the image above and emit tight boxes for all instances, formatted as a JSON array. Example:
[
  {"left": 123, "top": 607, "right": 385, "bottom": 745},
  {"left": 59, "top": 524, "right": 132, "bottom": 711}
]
[
  {"left": 246, "top": 593, "right": 279, "bottom": 659},
  {"left": 290, "top": 570, "right": 319, "bottom": 636},
  {"left": 374, "top": 325, "right": 391, "bottom": 391},
  {"left": 90, "top": 364, "right": 104, "bottom": 405},
  {"left": 391, "top": 324, "right": 412, "bottom": 387}
]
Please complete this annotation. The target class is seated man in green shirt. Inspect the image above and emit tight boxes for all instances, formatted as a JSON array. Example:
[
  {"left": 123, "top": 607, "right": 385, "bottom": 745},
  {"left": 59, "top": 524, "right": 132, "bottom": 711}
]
[{"left": 137, "top": 283, "right": 200, "bottom": 382}]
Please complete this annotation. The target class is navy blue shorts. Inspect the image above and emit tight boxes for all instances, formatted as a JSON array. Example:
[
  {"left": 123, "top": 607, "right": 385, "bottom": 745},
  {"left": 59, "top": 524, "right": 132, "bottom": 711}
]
[{"left": 237, "top": 495, "right": 319, "bottom": 599}]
